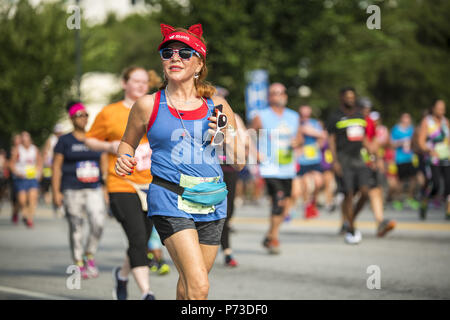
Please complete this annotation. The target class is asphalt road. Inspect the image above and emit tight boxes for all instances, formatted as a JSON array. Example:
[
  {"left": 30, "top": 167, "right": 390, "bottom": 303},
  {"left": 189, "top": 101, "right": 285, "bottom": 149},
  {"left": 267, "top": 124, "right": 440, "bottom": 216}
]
[{"left": 0, "top": 199, "right": 449, "bottom": 300}]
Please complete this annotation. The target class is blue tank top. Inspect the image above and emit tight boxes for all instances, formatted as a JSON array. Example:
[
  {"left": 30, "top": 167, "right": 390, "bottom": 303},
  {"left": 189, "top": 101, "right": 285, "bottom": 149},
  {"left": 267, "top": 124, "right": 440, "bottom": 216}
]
[
  {"left": 258, "top": 107, "right": 299, "bottom": 178},
  {"left": 297, "top": 118, "right": 322, "bottom": 166},
  {"left": 146, "top": 90, "right": 226, "bottom": 222}
]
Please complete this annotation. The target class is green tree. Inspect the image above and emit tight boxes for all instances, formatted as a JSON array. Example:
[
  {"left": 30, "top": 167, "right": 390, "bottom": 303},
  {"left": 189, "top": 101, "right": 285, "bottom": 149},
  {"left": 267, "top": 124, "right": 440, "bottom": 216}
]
[{"left": 0, "top": 0, "right": 76, "bottom": 149}]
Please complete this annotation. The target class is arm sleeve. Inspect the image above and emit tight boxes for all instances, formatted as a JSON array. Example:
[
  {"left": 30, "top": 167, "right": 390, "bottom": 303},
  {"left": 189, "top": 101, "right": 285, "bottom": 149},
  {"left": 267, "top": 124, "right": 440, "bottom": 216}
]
[{"left": 326, "top": 114, "right": 336, "bottom": 134}]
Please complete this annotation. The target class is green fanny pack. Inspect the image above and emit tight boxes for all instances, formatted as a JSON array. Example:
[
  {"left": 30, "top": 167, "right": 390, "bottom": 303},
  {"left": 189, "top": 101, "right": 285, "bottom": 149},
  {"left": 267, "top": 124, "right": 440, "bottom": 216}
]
[{"left": 152, "top": 175, "right": 228, "bottom": 206}]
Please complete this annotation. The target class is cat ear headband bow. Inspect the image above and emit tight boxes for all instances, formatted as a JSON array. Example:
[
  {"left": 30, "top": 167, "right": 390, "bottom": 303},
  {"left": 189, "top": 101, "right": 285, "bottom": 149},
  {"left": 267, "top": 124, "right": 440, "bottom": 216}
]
[{"left": 158, "top": 23, "right": 207, "bottom": 57}]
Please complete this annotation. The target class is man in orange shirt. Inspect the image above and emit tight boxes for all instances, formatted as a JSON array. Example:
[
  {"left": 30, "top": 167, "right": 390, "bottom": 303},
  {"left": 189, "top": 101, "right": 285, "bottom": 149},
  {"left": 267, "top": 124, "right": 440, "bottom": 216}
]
[{"left": 85, "top": 66, "right": 155, "bottom": 300}]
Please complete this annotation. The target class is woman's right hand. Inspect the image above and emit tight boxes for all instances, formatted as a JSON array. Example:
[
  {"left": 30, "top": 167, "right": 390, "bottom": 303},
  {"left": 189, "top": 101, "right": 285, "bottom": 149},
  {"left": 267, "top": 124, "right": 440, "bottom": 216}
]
[{"left": 115, "top": 154, "right": 137, "bottom": 177}]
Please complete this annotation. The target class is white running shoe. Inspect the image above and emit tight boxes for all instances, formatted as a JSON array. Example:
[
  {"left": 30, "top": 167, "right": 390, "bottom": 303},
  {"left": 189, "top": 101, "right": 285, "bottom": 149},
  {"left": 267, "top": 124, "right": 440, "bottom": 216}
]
[{"left": 344, "top": 230, "right": 362, "bottom": 245}]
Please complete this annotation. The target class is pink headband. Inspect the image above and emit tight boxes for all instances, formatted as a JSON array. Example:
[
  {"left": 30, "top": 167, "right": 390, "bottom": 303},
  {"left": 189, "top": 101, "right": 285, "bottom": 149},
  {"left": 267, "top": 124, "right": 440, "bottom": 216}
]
[
  {"left": 158, "top": 23, "right": 207, "bottom": 57},
  {"left": 68, "top": 103, "right": 86, "bottom": 117}
]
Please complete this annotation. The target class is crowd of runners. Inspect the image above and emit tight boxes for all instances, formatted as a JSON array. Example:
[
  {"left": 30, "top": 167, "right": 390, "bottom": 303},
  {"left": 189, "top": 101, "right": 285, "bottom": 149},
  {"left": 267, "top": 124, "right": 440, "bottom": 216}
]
[{"left": 0, "top": 23, "right": 449, "bottom": 300}]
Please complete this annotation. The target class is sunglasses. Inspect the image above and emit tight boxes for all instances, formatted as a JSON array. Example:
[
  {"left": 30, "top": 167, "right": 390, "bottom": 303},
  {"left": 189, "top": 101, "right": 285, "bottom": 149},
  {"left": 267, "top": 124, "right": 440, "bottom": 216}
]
[
  {"left": 159, "top": 48, "right": 200, "bottom": 60},
  {"left": 211, "top": 104, "right": 228, "bottom": 146},
  {"left": 73, "top": 112, "right": 89, "bottom": 118}
]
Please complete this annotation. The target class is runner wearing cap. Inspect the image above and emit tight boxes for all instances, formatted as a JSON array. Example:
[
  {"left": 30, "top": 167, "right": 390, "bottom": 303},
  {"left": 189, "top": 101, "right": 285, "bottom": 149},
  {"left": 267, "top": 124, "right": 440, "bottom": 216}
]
[
  {"left": 251, "top": 83, "right": 300, "bottom": 254},
  {"left": 85, "top": 66, "right": 156, "bottom": 300},
  {"left": 52, "top": 102, "right": 107, "bottom": 279},
  {"left": 115, "top": 23, "right": 245, "bottom": 299}
]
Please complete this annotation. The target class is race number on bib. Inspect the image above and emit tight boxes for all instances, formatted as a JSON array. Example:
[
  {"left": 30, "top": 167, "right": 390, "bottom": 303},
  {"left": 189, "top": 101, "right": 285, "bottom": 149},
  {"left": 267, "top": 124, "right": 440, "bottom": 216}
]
[
  {"left": 346, "top": 126, "right": 364, "bottom": 142},
  {"left": 25, "top": 165, "right": 37, "bottom": 179},
  {"left": 76, "top": 161, "right": 100, "bottom": 183},
  {"left": 303, "top": 145, "right": 318, "bottom": 160}
]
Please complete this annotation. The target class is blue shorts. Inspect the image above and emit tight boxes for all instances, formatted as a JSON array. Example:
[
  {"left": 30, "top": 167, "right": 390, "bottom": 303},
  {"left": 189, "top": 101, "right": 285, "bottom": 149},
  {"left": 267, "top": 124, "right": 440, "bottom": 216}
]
[
  {"left": 297, "top": 163, "right": 323, "bottom": 176},
  {"left": 13, "top": 178, "right": 39, "bottom": 192}
]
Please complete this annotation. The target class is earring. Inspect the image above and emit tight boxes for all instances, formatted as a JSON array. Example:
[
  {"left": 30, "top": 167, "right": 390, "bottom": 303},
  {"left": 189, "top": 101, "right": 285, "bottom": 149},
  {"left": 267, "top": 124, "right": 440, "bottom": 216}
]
[{"left": 194, "top": 72, "right": 199, "bottom": 79}]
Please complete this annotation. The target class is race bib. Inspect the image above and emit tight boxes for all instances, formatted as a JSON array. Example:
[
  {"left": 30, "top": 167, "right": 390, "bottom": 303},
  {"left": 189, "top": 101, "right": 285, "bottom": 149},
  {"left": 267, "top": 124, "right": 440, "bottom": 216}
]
[
  {"left": 134, "top": 143, "right": 152, "bottom": 172},
  {"left": 76, "top": 161, "right": 100, "bottom": 183},
  {"left": 388, "top": 163, "right": 398, "bottom": 175},
  {"left": 177, "top": 174, "right": 219, "bottom": 214},
  {"left": 324, "top": 149, "right": 333, "bottom": 164},
  {"left": 25, "top": 165, "right": 37, "bottom": 179},
  {"left": 277, "top": 149, "right": 293, "bottom": 165},
  {"left": 435, "top": 142, "right": 449, "bottom": 160},
  {"left": 346, "top": 126, "right": 364, "bottom": 142},
  {"left": 43, "top": 167, "right": 52, "bottom": 178},
  {"left": 303, "top": 145, "right": 318, "bottom": 160}
]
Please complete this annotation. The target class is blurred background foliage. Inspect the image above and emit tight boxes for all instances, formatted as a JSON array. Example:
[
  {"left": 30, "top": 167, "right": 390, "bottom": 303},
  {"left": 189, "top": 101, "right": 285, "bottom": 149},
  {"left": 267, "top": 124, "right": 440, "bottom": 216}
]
[{"left": 0, "top": 0, "right": 449, "bottom": 148}]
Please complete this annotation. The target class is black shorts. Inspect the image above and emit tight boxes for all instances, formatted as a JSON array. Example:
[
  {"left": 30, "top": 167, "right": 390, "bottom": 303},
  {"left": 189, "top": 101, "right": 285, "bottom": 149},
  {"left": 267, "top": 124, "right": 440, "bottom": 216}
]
[
  {"left": 40, "top": 177, "right": 51, "bottom": 192},
  {"left": 339, "top": 158, "right": 371, "bottom": 195},
  {"left": 367, "top": 168, "right": 384, "bottom": 189},
  {"left": 264, "top": 178, "right": 292, "bottom": 215},
  {"left": 151, "top": 215, "right": 225, "bottom": 246},
  {"left": 397, "top": 163, "right": 417, "bottom": 180},
  {"left": 297, "top": 163, "right": 323, "bottom": 176}
]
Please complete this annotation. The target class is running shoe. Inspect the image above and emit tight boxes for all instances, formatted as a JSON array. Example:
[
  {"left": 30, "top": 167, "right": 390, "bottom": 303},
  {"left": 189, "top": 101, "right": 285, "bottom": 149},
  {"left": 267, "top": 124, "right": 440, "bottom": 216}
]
[
  {"left": 86, "top": 257, "right": 99, "bottom": 278},
  {"left": 80, "top": 265, "right": 89, "bottom": 280},
  {"left": 157, "top": 260, "right": 171, "bottom": 275},
  {"left": 225, "top": 255, "right": 238, "bottom": 267},
  {"left": 405, "top": 198, "right": 420, "bottom": 211},
  {"left": 377, "top": 219, "right": 396, "bottom": 237},
  {"left": 392, "top": 200, "right": 403, "bottom": 211},
  {"left": 147, "top": 252, "right": 158, "bottom": 272},
  {"left": 262, "top": 237, "right": 280, "bottom": 254},
  {"left": 419, "top": 199, "right": 428, "bottom": 220},
  {"left": 344, "top": 230, "right": 362, "bottom": 245},
  {"left": 12, "top": 213, "right": 18, "bottom": 225},
  {"left": 304, "top": 201, "right": 319, "bottom": 219},
  {"left": 22, "top": 218, "right": 33, "bottom": 228},
  {"left": 112, "top": 267, "right": 128, "bottom": 300},
  {"left": 142, "top": 293, "right": 156, "bottom": 300}
]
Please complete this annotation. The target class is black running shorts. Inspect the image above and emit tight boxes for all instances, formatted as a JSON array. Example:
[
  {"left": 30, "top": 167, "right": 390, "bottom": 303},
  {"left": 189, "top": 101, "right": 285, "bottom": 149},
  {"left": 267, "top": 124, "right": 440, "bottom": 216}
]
[{"left": 151, "top": 215, "right": 225, "bottom": 246}]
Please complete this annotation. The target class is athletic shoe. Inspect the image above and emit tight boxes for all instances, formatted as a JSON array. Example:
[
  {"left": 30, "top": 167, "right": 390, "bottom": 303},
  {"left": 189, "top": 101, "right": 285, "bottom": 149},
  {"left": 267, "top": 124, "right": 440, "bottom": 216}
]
[
  {"left": 405, "top": 198, "right": 420, "bottom": 211},
  {"left": 22, "top": 218, "right": 33, "bottom": 228},
  {"left": 304, "top": 202, "right": 319, "bottom": 219},
  {"left": 392, "top": 200, "right": 403, "bottom": 211},
  {"left": 419, "top": 199, "right": 428, "bottom": 220},
  {"left": 86, "top": 258, "right": 99, "bottom": 278},
  {"left": 142, "top": 293, "right": 156, "bottom": 300},
  {"left": 12, "top": 213, "right": 19, "bottom": 225},
  {"left": 80, "top": 265, "right": 90, "bottom": 280},
  {"left": 225, "top": 255, "right": 238, "bottom": 267},
  {"left": 262, "top": 237, "right": 280, "bottom": 254},
  {"left": 377, "top": 219, "right": 396, "bottom": 237},
  {"left": 344, "top": 230, "right": 362, "bottom": 245},
  {"left": 157, "top": 260, "right": 170, "bottom": 275},
  {"left": 112, "top": 267, "right": 128, "bottom": 300},
  {"left": 147, "top": 252, "right": 158, "bottom": 272}
]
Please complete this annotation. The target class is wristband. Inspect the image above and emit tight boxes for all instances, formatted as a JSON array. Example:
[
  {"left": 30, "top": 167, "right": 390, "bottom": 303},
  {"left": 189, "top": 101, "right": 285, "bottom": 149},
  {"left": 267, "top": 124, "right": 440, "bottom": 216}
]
[{"left": 124, "top": 154, "right": 133, "bottom": 158}]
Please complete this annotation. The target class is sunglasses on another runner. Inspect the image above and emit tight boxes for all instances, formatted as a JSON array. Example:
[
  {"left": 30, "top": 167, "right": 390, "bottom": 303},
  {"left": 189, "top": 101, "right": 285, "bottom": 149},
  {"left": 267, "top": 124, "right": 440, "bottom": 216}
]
[
  {"left": 73, "top": 112, "right": 89, "bottom": 118},
  {"left": 159, "top": 48, "right": 200, "bottom": 60},
  {"left": 211, "top": 105, "right": 228, "bottom": 146}
]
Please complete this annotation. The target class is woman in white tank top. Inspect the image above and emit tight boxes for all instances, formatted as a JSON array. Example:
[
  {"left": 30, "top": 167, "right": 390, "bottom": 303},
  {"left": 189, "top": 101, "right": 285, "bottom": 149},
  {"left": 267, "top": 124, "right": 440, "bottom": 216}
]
[{"left": 10, "top": 131, "right": 42, "bottom": 228}]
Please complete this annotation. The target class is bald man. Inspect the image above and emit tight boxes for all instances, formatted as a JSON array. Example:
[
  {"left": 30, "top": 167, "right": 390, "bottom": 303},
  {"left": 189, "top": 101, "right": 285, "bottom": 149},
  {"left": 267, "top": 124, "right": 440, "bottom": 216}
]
[{"left": 251, "top": 83, "right": 301, "bottom": 254}]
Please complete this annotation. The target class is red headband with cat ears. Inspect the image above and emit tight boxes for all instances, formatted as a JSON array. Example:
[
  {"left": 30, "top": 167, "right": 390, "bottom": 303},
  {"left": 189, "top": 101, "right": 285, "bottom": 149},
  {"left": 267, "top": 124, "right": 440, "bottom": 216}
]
[{"left": 158, "top": 23, "right": 207, "bottom": 56}]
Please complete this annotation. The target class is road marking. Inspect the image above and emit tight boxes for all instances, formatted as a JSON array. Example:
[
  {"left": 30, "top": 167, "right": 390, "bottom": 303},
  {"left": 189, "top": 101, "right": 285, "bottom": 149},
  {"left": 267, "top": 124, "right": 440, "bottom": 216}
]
[
  {"left": 233, "top": 217, "right": 450, "bottom": 231},
  {"left": 0, "top": 285, "right": 70, "bottom": 300}
]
